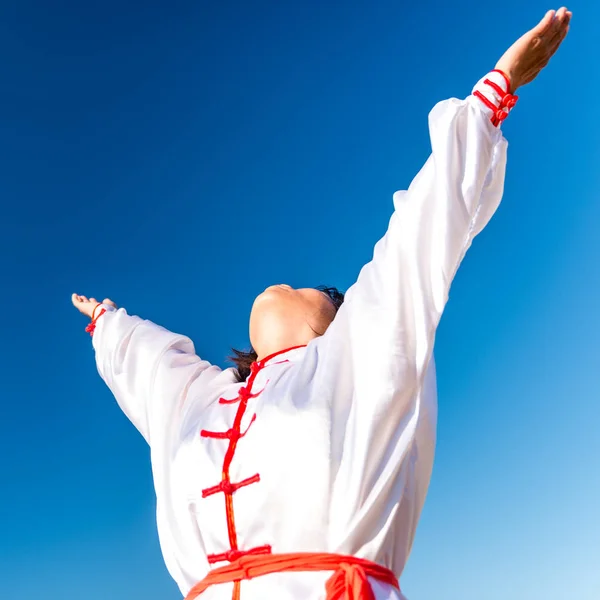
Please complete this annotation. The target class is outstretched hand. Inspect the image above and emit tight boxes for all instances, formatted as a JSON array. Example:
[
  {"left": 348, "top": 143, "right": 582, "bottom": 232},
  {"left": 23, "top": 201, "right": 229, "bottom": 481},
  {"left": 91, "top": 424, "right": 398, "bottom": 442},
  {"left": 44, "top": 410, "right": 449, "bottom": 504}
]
[
  {"left": 72, "top": 294, "right": 117, "bottom": 319},
  {"left": 495, "top": 7, "right": 571, "bottom": 93}
]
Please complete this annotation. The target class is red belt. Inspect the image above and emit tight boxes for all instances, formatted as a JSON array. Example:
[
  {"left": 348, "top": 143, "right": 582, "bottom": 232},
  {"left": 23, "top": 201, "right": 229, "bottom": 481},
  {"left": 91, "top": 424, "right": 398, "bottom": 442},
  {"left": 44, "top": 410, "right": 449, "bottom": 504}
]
[{"left": 185, "top": 552, "right": 400, "bottom": 600}]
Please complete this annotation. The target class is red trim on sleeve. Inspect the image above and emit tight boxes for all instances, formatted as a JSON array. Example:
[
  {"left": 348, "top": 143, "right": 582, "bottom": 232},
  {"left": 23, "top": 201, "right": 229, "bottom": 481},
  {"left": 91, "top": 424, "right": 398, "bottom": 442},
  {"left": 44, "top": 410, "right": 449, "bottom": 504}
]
[
  {"left": 473, "top": 90, "right": 499, "bottom": 113},
  {"left": 91, "top": 303, "right": 103, "bottom": 321},
  {"left": 474, "top": 72, "right": 519, "bottom": 127},
  {"left": 491, "top": 69, "right": 512, "bottom": 92},
  {"left": 85, "top": 307, "right": 106, "bottom": 337},
  {"left": 484, "top": 78, "right": 519, "bottom": 110}
]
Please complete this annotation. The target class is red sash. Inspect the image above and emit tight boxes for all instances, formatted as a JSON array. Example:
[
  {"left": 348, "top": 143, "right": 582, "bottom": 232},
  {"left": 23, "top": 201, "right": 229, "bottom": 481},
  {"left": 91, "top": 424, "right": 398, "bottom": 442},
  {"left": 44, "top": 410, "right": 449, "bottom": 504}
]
[{"left": 185, "top": 552, "right": 400, "bottom": 600}]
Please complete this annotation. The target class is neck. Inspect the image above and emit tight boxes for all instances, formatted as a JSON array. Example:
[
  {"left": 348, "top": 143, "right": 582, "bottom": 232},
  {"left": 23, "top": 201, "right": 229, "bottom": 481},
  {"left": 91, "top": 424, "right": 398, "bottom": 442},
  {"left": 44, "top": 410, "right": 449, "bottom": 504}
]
[
  {"left": 252, "top": 324, "right": 319, "bottom": 362},
  {"left": 255, "top": 344, "right": 307, "bottom": 365}
]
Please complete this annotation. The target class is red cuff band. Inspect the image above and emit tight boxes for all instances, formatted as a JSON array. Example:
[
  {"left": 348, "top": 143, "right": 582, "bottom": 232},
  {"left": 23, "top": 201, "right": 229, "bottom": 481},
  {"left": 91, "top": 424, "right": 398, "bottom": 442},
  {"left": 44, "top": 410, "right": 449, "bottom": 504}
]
[
  {"left": 91, "top": 303, "right": 103, "bottom": 322},
  {"left": 85, "top": 307, "right": 106, "bottom": 337},
  {"left": 474, "top": 72, "right": 519, "bottom": 127},
  {"left": 491, "top": 69, "right": 512, "bottom": 93}
]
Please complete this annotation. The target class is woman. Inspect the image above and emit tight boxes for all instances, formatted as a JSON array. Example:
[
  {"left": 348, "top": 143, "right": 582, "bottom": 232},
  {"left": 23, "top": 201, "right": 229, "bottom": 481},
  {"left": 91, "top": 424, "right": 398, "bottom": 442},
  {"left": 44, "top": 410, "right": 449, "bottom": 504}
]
[{"left": 73, "top": 9, "right": 571, "bottom": 600}]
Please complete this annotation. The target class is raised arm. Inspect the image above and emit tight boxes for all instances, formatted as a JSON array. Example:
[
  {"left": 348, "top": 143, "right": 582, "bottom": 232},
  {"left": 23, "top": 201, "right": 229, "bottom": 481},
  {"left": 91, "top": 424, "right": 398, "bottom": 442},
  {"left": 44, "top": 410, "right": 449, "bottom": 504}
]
[
  {"left": 313, "top": 8, "right": 571, "bottom": 517},
  {"left": 72, "top": 295, "right": 224, "bottom": 445},
  {"left": 318, "top": 72, "right": 510, "bottom": 422}
]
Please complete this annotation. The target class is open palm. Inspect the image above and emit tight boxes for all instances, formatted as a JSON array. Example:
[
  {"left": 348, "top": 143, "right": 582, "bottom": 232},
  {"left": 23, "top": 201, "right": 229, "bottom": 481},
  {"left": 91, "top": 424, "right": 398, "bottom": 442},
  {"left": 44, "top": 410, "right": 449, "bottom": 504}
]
[
  {"left": 71, "top": 294, "right": 117, "bottom": 319},
  {"left": 496, "top": 7, "right": 571, "bottom": 92}
]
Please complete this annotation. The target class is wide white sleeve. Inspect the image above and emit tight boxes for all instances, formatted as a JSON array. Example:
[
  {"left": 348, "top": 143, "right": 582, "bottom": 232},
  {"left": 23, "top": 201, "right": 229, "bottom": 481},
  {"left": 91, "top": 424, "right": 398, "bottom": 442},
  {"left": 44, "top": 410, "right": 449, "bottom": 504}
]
[
  {"left": 91, "top": 305, "right": 222, "bottom": 445},
  {"left": 314, "top": 74, "right": 509, "bottom": 506}
]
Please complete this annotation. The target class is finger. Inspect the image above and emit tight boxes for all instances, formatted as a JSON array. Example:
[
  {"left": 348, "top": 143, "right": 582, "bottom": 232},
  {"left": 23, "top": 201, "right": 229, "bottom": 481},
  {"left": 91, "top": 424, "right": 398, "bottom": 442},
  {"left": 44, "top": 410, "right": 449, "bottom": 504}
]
[
  {"left": 80, "top": 295, "right": 89, "bottom": 303},
  {"left": 532, "top": 10, "right": 556, "bottom": 36},
  {"left": 547, "top": 25, "right": 566, "bottom": 49},
  {"left": 556, "top": 20, "right": 570, "bottom": 43},
  {"left": 554, "top": 6, "right": 567, "bottom": 20},
  {"left": 551, "top": 9, "right": 571, "bottom": 36},
  {"left": 546, "top": 8, "right": 567, "bottom": 40},
  {"left": 552, "top": 6, "right": 569, "bottom": 31},
  {"left": 547, "top": 19, "right": 570, "bottom": 52},
  {"left": 89, "top": 297, "right": 97, "bottom": 304},
  {"left": 71, "top": 293, "right": 81, "bottom": 305}
]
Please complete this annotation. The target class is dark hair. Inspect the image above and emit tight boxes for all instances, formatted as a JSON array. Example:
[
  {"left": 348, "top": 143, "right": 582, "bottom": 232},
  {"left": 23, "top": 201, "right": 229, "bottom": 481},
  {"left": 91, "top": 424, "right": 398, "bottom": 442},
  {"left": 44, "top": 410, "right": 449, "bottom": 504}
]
[{"left": 229, "top": 285, "right": 345, "bottom": 382}]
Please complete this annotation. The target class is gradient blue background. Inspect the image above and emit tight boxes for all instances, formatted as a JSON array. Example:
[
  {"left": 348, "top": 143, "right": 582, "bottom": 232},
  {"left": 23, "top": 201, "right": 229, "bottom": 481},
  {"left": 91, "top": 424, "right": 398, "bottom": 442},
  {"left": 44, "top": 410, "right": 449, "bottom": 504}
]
[{"left": 1, "top": 1, "right": 597, "bottom": 598}]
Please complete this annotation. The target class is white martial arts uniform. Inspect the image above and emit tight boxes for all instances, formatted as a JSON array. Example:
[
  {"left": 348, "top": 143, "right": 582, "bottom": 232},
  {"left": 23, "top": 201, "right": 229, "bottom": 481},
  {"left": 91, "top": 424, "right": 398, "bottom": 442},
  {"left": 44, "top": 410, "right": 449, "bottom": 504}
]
[{"left": 90, "top": 71, "right": 511, "bottom": 599}]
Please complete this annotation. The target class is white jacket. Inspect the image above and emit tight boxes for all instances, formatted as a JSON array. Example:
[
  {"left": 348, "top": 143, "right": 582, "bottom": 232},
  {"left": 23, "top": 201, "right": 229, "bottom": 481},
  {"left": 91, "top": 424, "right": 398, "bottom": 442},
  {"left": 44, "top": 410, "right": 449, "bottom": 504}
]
[{"left": 91, "top": 71, "right": 509, "bottom": 600}]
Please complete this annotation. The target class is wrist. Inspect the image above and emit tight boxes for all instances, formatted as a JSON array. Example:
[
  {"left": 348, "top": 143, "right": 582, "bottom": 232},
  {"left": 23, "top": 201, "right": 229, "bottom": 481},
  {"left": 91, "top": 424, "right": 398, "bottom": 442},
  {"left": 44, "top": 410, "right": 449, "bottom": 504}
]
[
  {"left": 493, "top": 65, "right": 517, "bottom": 93},
  {"left": 86, "top": 305, "right": 107, "bottom": 337},
  {"left": 90, "top": 303, "right": 103, "bottom": 321}
]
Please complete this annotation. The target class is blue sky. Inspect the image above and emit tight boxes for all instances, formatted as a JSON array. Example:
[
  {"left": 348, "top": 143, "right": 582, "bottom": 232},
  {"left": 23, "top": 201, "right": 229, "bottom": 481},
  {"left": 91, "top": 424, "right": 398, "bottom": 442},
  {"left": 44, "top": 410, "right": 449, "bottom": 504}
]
[{"left": 1, "top": 1, "right": 598, "bottom": 598}]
